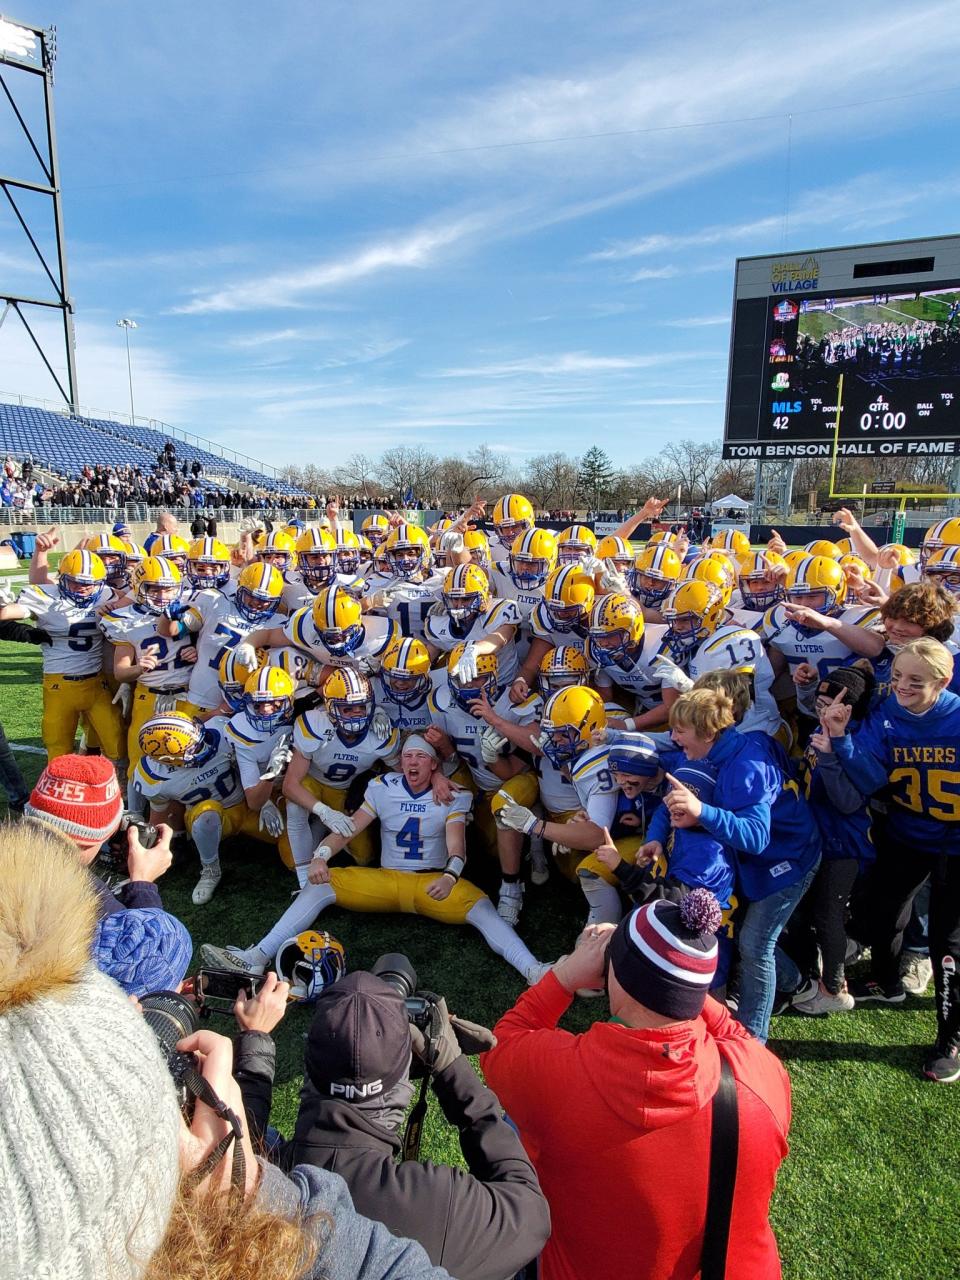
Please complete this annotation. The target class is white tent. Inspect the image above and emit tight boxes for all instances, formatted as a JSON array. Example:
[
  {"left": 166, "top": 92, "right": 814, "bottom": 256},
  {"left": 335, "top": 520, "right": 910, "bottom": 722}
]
[{"left": 710, "top": 493, "right": 751, "bottom": 510}]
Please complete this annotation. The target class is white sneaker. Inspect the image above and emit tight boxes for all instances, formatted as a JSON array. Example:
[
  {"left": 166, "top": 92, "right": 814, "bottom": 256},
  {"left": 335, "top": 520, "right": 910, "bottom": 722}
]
[
  {"left": 900, "top": 952, "right": 933, "bottom": 996},
  {"left": 529, "top": 842, "right": 550, "bottom": 887},
  {"left": 198, "top": 943, "right": 265, "bottom": 975},
  {"left": 191, "top": 864, "right": 222, "bottom": 905},
  {"left": 793, "top": 981, "right": 855, "bottom": 1015},
  {"left": 525, "top": 960, "right": 553, "bottom": 985},
  {"left": 497, "top": 883, "right": 524, "bottom": 926}
]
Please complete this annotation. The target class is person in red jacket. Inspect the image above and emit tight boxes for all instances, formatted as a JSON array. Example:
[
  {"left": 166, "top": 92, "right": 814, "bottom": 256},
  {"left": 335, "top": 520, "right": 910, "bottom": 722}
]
[{"left": 482, "top": 885, "right": 792, "bottom": 1280}]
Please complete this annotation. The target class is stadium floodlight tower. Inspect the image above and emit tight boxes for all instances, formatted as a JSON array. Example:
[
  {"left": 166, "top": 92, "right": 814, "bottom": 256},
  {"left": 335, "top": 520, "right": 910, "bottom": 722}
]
[{"left": 0, "top": 15, "right": 79, "bottom": 413}]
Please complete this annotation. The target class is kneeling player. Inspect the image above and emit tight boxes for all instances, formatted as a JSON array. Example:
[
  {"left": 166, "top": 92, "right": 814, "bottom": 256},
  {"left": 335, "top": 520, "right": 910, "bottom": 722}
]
[{"left": 200, "top": 736, "right": 550, "bottom": 985}]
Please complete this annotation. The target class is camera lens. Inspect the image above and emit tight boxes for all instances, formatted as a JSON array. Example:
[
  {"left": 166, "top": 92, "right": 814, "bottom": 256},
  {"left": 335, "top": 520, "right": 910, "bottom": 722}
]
[
  {"left": 371, "top": 952, "right": 418, "bottom": 1001},
  {"left": 140, "top": 990, "right": 199, "bottom": 1061}
]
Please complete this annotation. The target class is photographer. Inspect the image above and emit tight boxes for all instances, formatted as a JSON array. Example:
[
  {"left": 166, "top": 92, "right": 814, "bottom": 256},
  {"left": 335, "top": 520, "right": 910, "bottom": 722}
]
[
  {"left": 0, "top": 819, "right": 454, "bottom": 1279},
  {"left": 235, "top": 968, "right": 550, "bottom": 1280}
]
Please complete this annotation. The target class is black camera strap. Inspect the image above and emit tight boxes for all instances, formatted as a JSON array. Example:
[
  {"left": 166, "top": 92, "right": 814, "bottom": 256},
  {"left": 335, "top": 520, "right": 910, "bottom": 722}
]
[
  {"left": 402, "top": 1075, "right": 430, "bottom": 1163},
  {"left": 701, "top": 1055, "right": 739, "bottom": 1280},
  {"left": 181, "top": 1063, "right": 248, "bottom": 1192}
]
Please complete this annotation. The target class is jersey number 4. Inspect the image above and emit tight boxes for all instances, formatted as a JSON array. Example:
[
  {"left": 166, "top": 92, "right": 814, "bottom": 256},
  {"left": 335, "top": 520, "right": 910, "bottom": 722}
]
[{"left": 396, "top": 816, "right": 424, "bottom": 859}]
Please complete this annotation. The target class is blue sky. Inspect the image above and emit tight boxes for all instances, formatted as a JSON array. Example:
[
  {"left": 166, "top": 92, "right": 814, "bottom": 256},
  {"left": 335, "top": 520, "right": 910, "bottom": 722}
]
[{"left": 1, "top": 0, "right": 959, "bottom": 470}]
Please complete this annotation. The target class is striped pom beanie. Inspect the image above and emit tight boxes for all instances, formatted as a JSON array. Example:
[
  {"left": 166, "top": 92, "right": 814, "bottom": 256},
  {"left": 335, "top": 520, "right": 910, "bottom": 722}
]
[
  {"left": 25, "top": 755, "right": 124, "bottom": 844},
  {"left": 608, "top": 889, "right": 723, "bottom": 1020}
]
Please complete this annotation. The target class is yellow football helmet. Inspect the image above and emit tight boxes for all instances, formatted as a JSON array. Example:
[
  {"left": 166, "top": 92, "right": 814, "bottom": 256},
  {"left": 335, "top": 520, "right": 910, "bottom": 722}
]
[
  {"left": 596, "top": 535, "right": 634, "bottom": 574},
  {"left": 358, "top": 534, "right": 373, "bottom": 556},
  {"left": 80, "top": 533, "right": 129, "bottom": 588},
  {"left": 135, "top": 555, "right": 181, "bottom": 614},
  {"left": 661, "top": 580, "right": 726, "bottom": 653},
  {"left": 218, "top": 647, "right": 261, "bottom": 713},
  {"left": 447, "top": 642, "right": 502, "bottom": 709},
  {"left": 646, "top": 530, "right": 678, "bottom": 548},
  {"left": 921, "top": 518, "right": 960, "bottom": 568},
  {"left": 782, "top": 549, "right": 808, "bottom": 575},
  {"left": 539, "top": 686, "right": 606, "bottom": 768},
  {"left": 333, "top": 527, "right": 363, "bottom": 576},
  {"left": 556, "top": 524, "right": 598, "bottom": 565},
  {"left": 630, "top": 544, "right": 682, "bottom": 607},
  {"left": 186, "top": 536, "right": 231, "bottom": 589},
  {"left": 243, "top": 665, "right": 295, "bottom": 733},
  {"left": 463, "top": 528, "right": 492, "bottom": 574},
  {"left": 311, "top": 586, "right": 365, "bottom": 656},
  {"left": 684, "top": 555, "right": 733, "bottom": 606},
  {"left": 543, "top": 565, "right": 595, "bottom": 633},
  {"left": 508, "top": 527, "right": 557, "bottom": 590},
  {"left": 120, "top": 539, "right": 145, "bottom": 569},
  {"left": 834, "top": 536, "right": 853, "bottom": 555},
  {"left": 381, "top": 636, "right": 432, "bottom": 707},
  {"left": 323, "top": 666, "right": 375, "bottom": 737},
  {"left": 235, "top": 562, "right": 284, "bottom": 624},
  {"left": 786, "top": 555, "right": 846, "bottom": 615},
  {"left": 151, "top": 534, "right": 190, "bottom": 572},
  {"left": 588, "top": 592, "right": 644, "bottom": 667},
  {"left": 738, "top": 550, "right": 787, "bottom": 611},
  {"left": 275, "top": 929, "right": 346, "bottom": 1002},
  {"left": 538, "top": 645, "right": 589, "bottom": 695},
  {"left": 361, "top": 513, "right": 391, "bottom": 548},
  {"left": 442, "top": 563, "right": 490, "bottom": 625},
  {"left": 384, "top": 522, "right": 431, "bottom": 579},
  {"left": 492, "top": 493, "right": 535, "bottom": 549},
  {"left": 58, "top": 548, "right": 108, "bottom": 606},
  {"left": 880, "top": 542, "right": 917, "bottom": 567},
  {"left": 296, "top": 527, "right": 337, "bottom": 591},
  {"left": 256, "top": 529, "right": 298, "bottom": 573},
  {"left": 923, "top": 545, "right": 960, "bottom": 595},
  {"left": 138, "top": 712, "right": 211, "bottom": 767},
  {"left": 803, "top": 538, "right": 842, "bottom": 561},
  {"left": 839, "top": 554, "right": 873, "bottom": 602},
  {"left": 711, "top": 530, "right": 750, "bottom": 559}
]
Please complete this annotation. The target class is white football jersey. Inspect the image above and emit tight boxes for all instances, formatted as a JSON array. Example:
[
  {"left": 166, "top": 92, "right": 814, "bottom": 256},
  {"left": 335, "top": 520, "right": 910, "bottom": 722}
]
[
  {"left": 489, "top": 566, "right": 546, "bottom": 623},
  {"left": 529, "top": 602, "right": 589, "bottom": 653},
  {"left": 360, "top": 772, "right": 473, "bottom": 872},
  {"left": 589, "top": 624, "right": 671, "bottom": 711},
  {"left": 293, "top": 706, "right": 400, "bottom": 789},
  {"left": 688, "top": 624, "right": 780, "bottom": 736},
  {"left": 424, "top": 597, "right": 521, "bottom": 684},
  {"left": 100, "top": 604, "right": 196, "bottom": 690},
  {"left": 762, "top": 603, "right": 882, "bottom": 678},
  {"left": 567, "top": 745, "right": 619, "bottom": 829},
  {"left": 282, "top": 607, "right": 397, "bottom": 675},
  {"left": 427, "top": 683, "right": 521, "bottom": 793},
  {"left": 281, "top": 575, "right": 314, "bottom": 613},
  {"left": 134, "top": 716, "right": 243, "bottom": 809},
  {"left": 17, "top": 584, "right": 106, "bottom": 677},
  {"left": 375, "top": 573, "right": 446, "bottom": 640},
  {"left": 181, "top": 590, "right": 261, "bottom": 710},
  {"left": 225, "top": 712, "right": 292, "bottom": 790},
  {"left": 376, "top": 668, "right": 445, "bottom": 735}
]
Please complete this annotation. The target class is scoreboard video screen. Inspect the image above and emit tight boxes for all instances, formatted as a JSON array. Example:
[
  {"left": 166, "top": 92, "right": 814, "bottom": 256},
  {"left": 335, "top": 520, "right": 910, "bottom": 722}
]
[{"left": 723, "top": 235, "right": 960, "bottom": 460}]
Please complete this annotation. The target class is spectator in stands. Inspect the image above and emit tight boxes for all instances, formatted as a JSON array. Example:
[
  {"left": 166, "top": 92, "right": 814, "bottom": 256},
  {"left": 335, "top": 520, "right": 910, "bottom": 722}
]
[
  {"left": 3, "top": 455, "right": 14, "bottom": 480},
  {"left": 482, "top": 907, "right": 791, "bottom": 1280}
]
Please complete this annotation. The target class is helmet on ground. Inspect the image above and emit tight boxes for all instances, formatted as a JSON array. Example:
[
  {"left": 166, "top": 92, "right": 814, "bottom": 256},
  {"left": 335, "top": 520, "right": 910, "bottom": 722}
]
[
  {"left": 538, "top": 645, "right": 588, "bottom": 695},
  {"left": 785, "top": 554, "right": 847, "bottom": 616},
  {"left": 442, "top": 563, "right": 489, "bottom": 626},
  {"left": 630, "top": 544, "right": 682, "bottom": 607},
  {"left": 543, "top": 565, "right": 595, "bottom": 633},
  {"left": 256, "top": 530, "right": 297, "bottom": 574},
  {"left": 235, "top": 562, "right": 284, "bottom": 624},
  {"left": 492, "top": 493, "right": 535, "bottom": 549},
  {"left": 58, "top": 548, "right": 108, "bottom": 607},
  {"left": 275, "top": 930, "right": 346, "bottom": 1002},
  {"left": 447, "top": 643, "right": 501, "bottom": 710},
  {"left": 139, "top": 712, "right": 214, "bottom": 768},
  {"left": 556, "top": 524, "right": 597, "bottom": 565},
  {"left": 186, "top": 536, "right": 231, "bottom": 589},
  {"left": 538, "top": 686, "right": 606, "bottom": 769},
  {"left": 296, "top": 527, "right": 337, "bottom": 591},
  {"left": 243, "top": 666, "right": 295, "bottom": 733},
  {"left": 219, "top": 647, "right": 262, "bottom": 713},
  {"left": 384, "top": 523, "right": 431, "bottom": 579},
  {"left": 509, "top": 527, "right": 557, "bottom": 591},
  {"left": 311, "top": 586, "right": 364, "bottom": 656},
  {"left": 661, "top": 580, "right": 726, "bottom": 654},
  {"left": 135, "top": 555, "right": 181, "bottom": 614},
  {"left": 323, "top": 667, "right": 376, "bottom": 737},
  {"left": 588, "top": 593, "right": 644, "bottom": 667},
  {"left": 381, "top": 636, "right": 432, "bottom": 707}
]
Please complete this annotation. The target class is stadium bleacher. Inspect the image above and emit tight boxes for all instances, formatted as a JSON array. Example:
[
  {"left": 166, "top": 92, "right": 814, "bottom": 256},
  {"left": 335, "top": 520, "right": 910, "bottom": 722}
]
[{"left": 0, "top": 402, "right": 307, "bottom": 496}]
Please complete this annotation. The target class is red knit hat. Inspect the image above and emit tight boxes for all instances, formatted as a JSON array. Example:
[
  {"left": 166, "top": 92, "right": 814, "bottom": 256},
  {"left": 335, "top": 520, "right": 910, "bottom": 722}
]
[{"left": 25, "top": 755, "right": 124, "bottom": 844}]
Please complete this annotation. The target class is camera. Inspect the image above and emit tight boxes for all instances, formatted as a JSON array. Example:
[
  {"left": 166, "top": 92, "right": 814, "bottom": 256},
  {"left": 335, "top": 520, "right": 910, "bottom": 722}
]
[
  {"left": 195, "top": 967, "right": 266, "bottom": 1017},
  {"left": 371, "top": 952, "right": 437, "bottom": 1033},
  {"left": 110, "top": 812, "right": 159, "bottom": 855},
  {"left": 140, "top": 990, "right": 201, "bottom": 1116}
]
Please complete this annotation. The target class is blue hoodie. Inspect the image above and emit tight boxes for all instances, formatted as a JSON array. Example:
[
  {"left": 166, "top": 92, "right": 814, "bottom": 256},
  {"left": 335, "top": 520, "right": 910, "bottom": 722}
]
[
  {"left": 832, "top": 688, "right": 960, "bottom": 854},
  {"left": 645, "top": 755, "right": 734, "bottom": 906}
]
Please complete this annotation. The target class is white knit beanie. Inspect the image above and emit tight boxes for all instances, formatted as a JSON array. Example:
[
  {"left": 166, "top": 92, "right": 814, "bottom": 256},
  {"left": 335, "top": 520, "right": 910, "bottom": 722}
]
[{"left": 0, "top": 826, "right": 181, "bottom": 1278}]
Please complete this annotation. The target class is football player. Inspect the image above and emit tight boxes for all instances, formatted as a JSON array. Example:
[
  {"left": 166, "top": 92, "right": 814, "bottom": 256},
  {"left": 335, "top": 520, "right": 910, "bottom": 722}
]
[
  {"left": 511, "top": 565, "right": 595, "bottom": 702},
  {"left": 489, "top": 492, "right": 536, "bottom": 565},
  {"left": 586, "top": 592, "right": 674, "bottom": 730},
  {"left": 376, "top": 635, "right": 440, "bottom": 733},
  {"left": 489, "top": 527, "right": 558, "bottom": 624},
  {"left": 224, "top": 666, "right": 298, "bottom": 841},
  {"left": 367, "top": 522, "right": 445, "bottom": 639},
  {"left": 246, "top": 584, "right": 397, "bottom": 676},
  {"left": 200, "top": 736, "right": 551, "bottom": 985},
  {"left": 424, "top": 563, "right": 522, "bottom": 684}
]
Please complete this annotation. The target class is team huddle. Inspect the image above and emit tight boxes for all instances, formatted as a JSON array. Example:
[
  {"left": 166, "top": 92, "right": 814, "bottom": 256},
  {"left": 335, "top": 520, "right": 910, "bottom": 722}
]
[{"left": 5, "top": 496, "right": 960, "bottom": 1074}]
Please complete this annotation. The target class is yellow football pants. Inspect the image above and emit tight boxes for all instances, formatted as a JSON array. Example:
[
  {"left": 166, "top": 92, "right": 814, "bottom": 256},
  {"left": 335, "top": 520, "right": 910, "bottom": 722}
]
[
  {"left": 577, "top": 834, "right": 644, "bottom": 887},
  {"left": 300, "top": 774, "right": 378, "bottom": 866},
  {"left": 473, "top": 771, "right": 539, "bottom": 852},
  {"left": 328, "top": 866, "right": 485, "bottom": 923},
  {"left": 186, "top": 798, "right": 294, "bottom": 869},
  {"left": 41, "top": 673, "right": 125, "bottom": 762}
]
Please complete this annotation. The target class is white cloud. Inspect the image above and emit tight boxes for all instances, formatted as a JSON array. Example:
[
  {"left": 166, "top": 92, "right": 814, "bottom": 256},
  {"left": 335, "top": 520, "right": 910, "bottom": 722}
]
[
  {"left": 628, "top": 266, "right": 679, "bottom": 282},
  {"left": 433, "top": 350, "right": 699, "bottom": 378},
  {"left": 664, "top": 315, "right": 729, "bottom": 329}
]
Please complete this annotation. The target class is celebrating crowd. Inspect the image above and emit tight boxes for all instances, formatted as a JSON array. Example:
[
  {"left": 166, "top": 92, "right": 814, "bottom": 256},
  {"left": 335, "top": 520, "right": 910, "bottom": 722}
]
[{"left": 1, "top": 490, "right": 959, "bottom": 1279}]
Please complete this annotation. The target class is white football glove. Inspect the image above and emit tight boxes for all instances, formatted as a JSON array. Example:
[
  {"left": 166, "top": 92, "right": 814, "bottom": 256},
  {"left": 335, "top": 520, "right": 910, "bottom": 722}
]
[
  {"left": 599, "top": 564, "right": 630, "bottom": 594},
  {"left": 311, "top": 800, "right": 356, "bottom": 837},
  {"left": 580, "top": 554, "right": 604, "bottom": 575},
  {"left": 258, "top": 799, "right": 285, "bottom": 838},
  {"left": 370, "top": 708, "right": 393, "bottom": 743},
  {"left": 439, "top": 530, "right": 465, "bottom": 555},
  {"left": 111, "top": 683, "right": 133, "bottom": 717},
  {"left": 261, "top": 731, "right": 293, "bottom": 780},
  {"left": 233, "top": 642, "right": 258, "bottom": 669},
  {"left": 0, "top": 580, "right": 15, "bottom": 606},
  {"left": 312, "top": 843, "right": 333, "bottom": 862},
  {"left": 238, "top": 516, "right": 265, "bottom": 536},
  {"left": 480, "top": 725, "right": 508, "bottom": 764},
  {"left": 452, "top": 641, "right": 480, "bottom": 682},
  {"left": 651, "top": 654, "right": 694, "bottom": 693},
  {"left": 495, "top": 791, "right": 538, "bottom": 835},
  {"left": 154, "top": 691, "right": 181, "bottom": 715},
  {"left": 340, "top": 574, "right": 368, "bottom": 599}
]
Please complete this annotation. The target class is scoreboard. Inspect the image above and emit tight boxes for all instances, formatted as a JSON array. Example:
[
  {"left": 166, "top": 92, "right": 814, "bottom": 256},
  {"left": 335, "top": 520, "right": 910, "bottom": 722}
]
[{"left": 723, "top": 235, "right": 960, "bottom": 460}]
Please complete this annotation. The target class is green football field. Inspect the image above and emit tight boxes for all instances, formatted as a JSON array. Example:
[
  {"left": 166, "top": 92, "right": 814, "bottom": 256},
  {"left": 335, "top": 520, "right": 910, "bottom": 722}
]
[
  {"left": 3, "top": 629, "right": 960, "bottom": 1278},
  {"left": 798, "top": 290, "right": 960, "bottom": 344}
]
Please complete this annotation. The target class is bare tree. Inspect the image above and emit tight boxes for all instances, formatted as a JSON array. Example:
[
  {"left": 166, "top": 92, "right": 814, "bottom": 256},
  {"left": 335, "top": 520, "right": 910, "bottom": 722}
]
[
  {"left": 335, "top": 453, "right": 379, "bottom": 499},
  {"left": 522, "top": 452, "right": 580, "bottom": 511}
]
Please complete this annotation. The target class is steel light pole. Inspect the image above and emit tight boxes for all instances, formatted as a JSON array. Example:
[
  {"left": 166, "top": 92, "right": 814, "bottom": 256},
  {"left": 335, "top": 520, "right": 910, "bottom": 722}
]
[{"left": 116, "top": 318, "right": 137, "bottom": 424}]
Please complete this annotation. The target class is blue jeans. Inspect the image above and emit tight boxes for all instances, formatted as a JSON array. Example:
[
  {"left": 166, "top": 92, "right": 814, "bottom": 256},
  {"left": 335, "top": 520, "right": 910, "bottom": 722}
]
[
  {"left": 902, "top": 878, "right": 930, "bottom": 954},
  {"left": 737, "top": 861, "right": 819, "bottom": 1043}
]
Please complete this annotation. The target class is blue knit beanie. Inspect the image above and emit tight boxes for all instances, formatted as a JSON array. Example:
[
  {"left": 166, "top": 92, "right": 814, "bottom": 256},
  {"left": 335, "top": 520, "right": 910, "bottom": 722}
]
[{"left": 92, "top": 908, "right": 193, "bottom": 997}]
